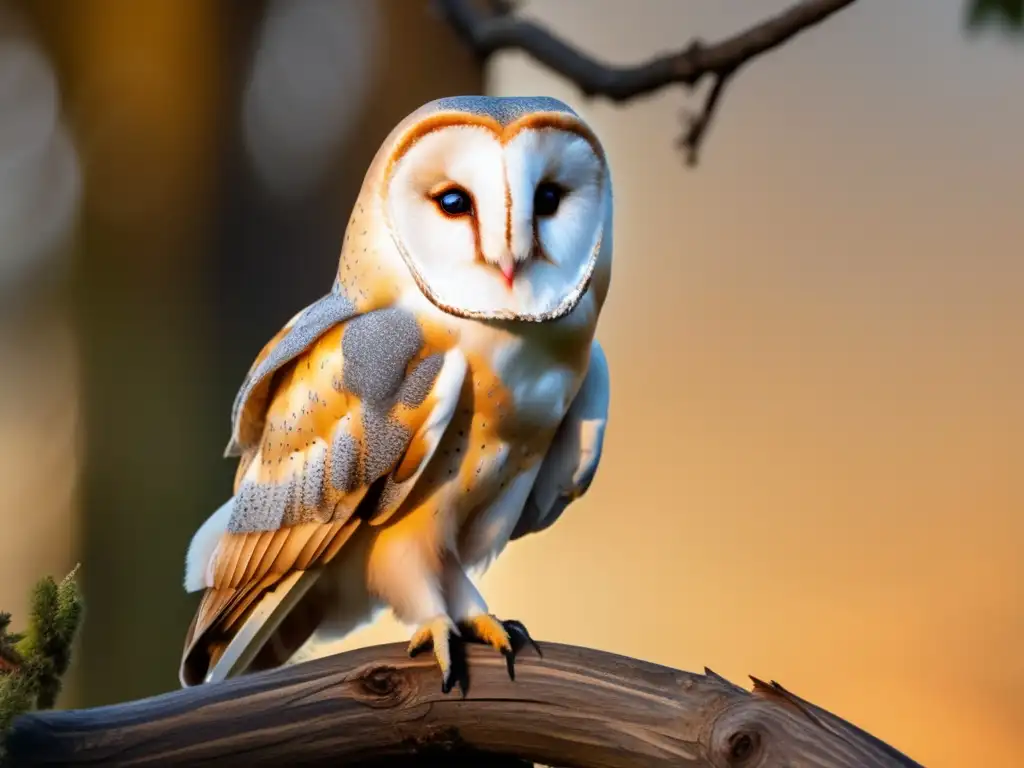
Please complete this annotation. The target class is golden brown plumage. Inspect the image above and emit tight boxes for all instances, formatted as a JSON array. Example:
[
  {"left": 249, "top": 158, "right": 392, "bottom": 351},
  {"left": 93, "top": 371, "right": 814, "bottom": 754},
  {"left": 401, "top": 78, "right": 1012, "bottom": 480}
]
[{"left": 181, "top": 95, "right": 613, "bottom": 692}]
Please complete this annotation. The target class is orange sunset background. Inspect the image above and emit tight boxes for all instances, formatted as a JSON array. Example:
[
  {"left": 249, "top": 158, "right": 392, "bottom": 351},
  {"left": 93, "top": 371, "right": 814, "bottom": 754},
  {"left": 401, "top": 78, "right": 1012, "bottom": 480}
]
[{"left": 0, "top": 2, "right": 1020, "bottom": 766}]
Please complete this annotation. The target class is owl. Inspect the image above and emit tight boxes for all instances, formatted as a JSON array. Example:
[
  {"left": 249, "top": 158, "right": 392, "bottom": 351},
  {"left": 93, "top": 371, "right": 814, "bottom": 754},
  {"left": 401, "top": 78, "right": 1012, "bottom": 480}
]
[{"left": 180, "top": 95, "right": 613, "bottom": 693}]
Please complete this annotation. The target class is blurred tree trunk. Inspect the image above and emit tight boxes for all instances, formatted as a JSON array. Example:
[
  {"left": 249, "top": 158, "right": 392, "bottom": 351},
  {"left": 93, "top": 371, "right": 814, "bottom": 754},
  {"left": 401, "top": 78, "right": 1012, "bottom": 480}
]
[
  {"left": 18, "top": 0, "right": 483, "bottom": 708},
  {"left": 0, "top": 0, "right": 84, "bottom": 704},
  {"left": 43, "top": 0, "right": 230, "bottom": 706},
  {"left": 209, "top": 0, "right": 487, "bottom": 387}
]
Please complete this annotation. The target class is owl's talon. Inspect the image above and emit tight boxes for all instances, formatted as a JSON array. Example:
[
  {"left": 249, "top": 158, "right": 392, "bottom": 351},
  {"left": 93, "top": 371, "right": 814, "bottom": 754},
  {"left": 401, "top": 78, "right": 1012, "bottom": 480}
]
[
  {"left": 503, "top": 618, "right": 542, "bottom": 658},
  {"left": 407, "top": 616, "right": 463, "bottom": 694},
  {"left": 459, "top": 614, "right": 540, "bottom": 682},
  {"left": 502, "top": 647, "right": 516, "bottom": 681}
]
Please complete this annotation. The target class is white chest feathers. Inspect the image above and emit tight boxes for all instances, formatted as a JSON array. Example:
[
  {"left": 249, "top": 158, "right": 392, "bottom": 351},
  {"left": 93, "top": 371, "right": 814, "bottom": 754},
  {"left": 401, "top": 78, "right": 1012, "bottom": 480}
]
[{"left": 491, "top": 340, "right": 579, "bottom": 427}]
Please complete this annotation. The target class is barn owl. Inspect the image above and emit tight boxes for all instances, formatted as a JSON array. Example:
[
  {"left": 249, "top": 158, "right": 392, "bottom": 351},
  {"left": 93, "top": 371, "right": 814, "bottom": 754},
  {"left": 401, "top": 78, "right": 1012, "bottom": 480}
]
[{"left": 180, "top": 95, "right": 613, "bottom": 693}]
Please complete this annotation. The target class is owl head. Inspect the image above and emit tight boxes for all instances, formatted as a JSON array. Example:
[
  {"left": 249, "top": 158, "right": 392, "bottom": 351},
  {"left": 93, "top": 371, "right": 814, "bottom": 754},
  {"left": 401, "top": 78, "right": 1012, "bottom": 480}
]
[{"left": 335, "top": 95, "right": 613, "bottom": 324}]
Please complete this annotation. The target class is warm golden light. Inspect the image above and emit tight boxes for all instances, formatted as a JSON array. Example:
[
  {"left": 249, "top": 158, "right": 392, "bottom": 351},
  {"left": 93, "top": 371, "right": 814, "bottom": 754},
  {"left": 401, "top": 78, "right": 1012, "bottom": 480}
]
[
  {"left": 0, "top": 2, "right": 1017, "bottom": 764},
  {"left": 343, "top": 3, "right": 1024, "bottom": 766}
]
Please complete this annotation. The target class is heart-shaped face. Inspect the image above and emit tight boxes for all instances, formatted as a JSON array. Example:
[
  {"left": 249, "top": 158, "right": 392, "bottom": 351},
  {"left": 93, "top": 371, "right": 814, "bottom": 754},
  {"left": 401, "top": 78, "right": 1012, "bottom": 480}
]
[{"left": 378, "top": 95, "right": 613, "bottom": 323}]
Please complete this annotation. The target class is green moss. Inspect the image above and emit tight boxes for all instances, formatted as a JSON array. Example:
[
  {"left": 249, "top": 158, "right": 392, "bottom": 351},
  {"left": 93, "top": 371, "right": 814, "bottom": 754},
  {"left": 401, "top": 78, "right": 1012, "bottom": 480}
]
[{"left": 0, "top": 566, "right": 84, "bottom": 763}]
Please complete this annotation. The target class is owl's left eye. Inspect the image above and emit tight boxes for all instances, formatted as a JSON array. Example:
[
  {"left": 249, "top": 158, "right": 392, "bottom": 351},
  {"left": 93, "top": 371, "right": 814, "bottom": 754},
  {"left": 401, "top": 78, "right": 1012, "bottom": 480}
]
[
  {"left": 433, "top": 187, "right": 473, "bottom": 217},
  {"left": 534, "top": 181, "right": 564, "bottom": 217}
]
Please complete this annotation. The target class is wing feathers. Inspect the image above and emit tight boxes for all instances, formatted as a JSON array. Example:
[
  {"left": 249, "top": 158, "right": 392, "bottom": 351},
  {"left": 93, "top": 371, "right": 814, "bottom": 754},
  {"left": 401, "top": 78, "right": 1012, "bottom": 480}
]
[
  {"left": 513, "top": 339, "right": 610, "bottom": 541},
  {"left": 182, "top": 304, "right": 466, "bottom": 686},
  {"left": 240, "top": 532, "right": 275, "bottom": 584},
  {"left": 296, "top": 523, "right": 333, "bottom": 569},
  {"left": 228, "top": 292, "right": 358, "bottom": 457},
  {"left": 318, "top": 516, "right": 361, "bottom": 563},
  {"left": 251, "top": 529, "right": 288, "bottom": 584},
  {"left": 367, "top": 346, "right": 467, "bottom": 525},
  {"left": 181, "top": 519, "right": 360, "bottom": 686},
  {"left": 184, "top": 569, "right": 320, "bottom": 685}
]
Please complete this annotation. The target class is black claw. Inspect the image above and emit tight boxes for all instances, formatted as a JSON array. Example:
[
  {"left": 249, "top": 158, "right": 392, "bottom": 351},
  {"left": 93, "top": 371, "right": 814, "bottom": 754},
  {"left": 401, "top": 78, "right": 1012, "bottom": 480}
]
[
  {"left": 409, "top": 643, "right": 429, "bottom": 658},
  {"left": 503, "top": 649, "right": 516, "bottom": 681},
  {"left": 429, "top": 635, "right": 469, "bottom": 698},
  {"left": 450, "top": 640, "right": 470, "bottom": 698},
  {"left": 410, "top": 626, "right": 468, "bottom": 696},
  {"left": 503, "top": 619, "right": 542, "bottom": 658},
  {"left": 436, "top": 617, "right": 540, "bottom": 693},
  {"left": 408, "top": 630, "right": 436, "bottom": 659}
]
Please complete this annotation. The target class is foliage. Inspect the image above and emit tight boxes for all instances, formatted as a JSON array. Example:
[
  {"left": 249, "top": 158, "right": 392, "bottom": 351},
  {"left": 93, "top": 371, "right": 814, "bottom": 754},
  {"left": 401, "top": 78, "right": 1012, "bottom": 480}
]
[
  {"left": 0, "top": 566, "right": 84, "bottom": 764},
  {"left": 966, "top": 0, "right": 1024, "bottom": 33}
]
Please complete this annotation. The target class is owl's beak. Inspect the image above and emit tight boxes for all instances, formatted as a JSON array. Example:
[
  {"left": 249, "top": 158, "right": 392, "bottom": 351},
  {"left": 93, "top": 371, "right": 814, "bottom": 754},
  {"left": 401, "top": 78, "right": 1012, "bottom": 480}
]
[{"left": 500, "top": 262, "right": 516, "bottom": 288}]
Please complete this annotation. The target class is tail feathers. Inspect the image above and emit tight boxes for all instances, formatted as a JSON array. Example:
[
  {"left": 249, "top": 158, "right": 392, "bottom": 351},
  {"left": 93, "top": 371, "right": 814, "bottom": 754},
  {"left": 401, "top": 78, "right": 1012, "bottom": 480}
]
[
  {"left": 179, "top": 568, "right": 323, "bottom": 687},
  {"left": 184, "top": 498, "right": 234, "bottom": 593}
]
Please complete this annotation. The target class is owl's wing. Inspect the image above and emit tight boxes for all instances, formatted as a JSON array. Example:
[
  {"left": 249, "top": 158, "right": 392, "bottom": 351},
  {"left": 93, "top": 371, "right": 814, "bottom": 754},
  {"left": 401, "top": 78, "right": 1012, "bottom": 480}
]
[
  {"left": 225, "top": 291, "right": 358, "bottom": 459},
  {"left": 511, "top": 339, "right": 610, "bottom": 541},
  {"left": 180, "top": 300, "right": 467, "bottom": 686}
]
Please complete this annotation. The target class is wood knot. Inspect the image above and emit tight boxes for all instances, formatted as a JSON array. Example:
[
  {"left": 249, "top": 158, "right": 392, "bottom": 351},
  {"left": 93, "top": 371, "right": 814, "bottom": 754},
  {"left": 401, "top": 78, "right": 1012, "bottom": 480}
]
[
  {"left": 726, "top": 729, "right": 761, "bottom": 766},
  {"left": 707, "top": 703, "right": 767, "bottom": 768},
  {"left": 351, "top": 664, "right": 412, "bottom": 708}
]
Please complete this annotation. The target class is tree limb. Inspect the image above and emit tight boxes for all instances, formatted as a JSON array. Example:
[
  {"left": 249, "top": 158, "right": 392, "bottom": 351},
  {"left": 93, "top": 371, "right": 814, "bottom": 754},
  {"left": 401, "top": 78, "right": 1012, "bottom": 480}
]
[
  {"left": 5, "top": 641, "right": 924, "bottom": 767},
  {"left": 436, "top": 0, "right": 860, "bottom": 163}
]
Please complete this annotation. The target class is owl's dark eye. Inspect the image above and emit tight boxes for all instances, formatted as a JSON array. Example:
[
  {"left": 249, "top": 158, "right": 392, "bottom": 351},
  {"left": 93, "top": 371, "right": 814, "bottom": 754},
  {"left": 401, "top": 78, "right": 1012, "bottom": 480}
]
[
  {"left": 434, "top": 187, "right": 472, "bottom": 217},
  {"left": 534, "top": 181, "right": 564, "bottom": 217}
]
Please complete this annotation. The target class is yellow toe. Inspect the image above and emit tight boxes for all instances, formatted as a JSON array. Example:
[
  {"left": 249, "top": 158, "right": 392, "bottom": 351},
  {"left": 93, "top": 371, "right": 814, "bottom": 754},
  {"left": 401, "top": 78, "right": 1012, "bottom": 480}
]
[
  {"left": 462, "top": 614, "right": 512, "bottom": 653},
  {"left": 408, "top": 616, "right": 459, "bottom": 677}
]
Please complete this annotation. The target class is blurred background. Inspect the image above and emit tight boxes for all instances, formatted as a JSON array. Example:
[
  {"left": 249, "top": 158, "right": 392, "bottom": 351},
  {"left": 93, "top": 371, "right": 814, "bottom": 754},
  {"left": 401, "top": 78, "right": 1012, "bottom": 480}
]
[{"left": 0, "top": 1, "right": 1019, "bottom": 766}]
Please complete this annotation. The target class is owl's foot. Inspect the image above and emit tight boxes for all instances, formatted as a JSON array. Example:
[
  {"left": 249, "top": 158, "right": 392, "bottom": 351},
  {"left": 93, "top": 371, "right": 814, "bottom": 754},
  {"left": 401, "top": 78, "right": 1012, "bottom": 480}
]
[
  {"left": 459, "top": 614, "right": 542, "bottom": 682},
  {"left": 407, "top": 616, "right": 464, "bottom": 694}
]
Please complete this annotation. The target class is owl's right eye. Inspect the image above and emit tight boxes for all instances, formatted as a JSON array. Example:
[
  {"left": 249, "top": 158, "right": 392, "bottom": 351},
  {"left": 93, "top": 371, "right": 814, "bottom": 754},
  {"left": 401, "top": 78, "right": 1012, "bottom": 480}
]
[{"left": 433, "top": 187, "right": 473, "bottom": 217}]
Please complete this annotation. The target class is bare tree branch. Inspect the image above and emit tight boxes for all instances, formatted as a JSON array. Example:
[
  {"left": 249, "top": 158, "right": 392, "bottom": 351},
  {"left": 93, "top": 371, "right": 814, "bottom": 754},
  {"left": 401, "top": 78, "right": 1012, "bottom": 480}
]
[
  {"left": 437, "top": 0, "right": 860, "bottom": 163},
  {"left": 5, "top": 641, "right": 924, "bottom": 767},
  {"left": 677, "top": 67, "right": 735, "bottom": 167}
]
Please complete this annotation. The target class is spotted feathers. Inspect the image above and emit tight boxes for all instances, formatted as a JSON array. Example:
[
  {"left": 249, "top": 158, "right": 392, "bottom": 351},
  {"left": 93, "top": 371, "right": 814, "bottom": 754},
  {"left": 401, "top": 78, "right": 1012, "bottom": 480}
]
[{"left": 181, "top": 302, "right": 466, "bottom": 685}]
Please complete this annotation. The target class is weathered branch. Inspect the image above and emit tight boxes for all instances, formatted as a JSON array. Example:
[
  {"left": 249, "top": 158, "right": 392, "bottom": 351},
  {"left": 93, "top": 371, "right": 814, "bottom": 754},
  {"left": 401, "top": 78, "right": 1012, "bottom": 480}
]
[
  {"left": 437, "top": 0, "right": 860, "bottom": 163},
  {"left": 5, "top": 640, "right": 923, "bottom": 767}
]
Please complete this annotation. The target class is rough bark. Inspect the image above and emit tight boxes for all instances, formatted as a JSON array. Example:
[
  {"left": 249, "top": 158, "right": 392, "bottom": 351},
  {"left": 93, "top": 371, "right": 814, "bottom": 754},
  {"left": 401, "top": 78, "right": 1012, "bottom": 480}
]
[{"left": 5, "top": 641, "right": 924, "bottom": 767}]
